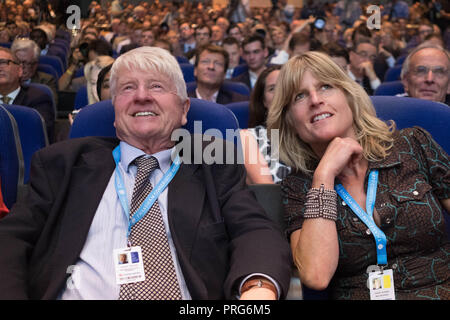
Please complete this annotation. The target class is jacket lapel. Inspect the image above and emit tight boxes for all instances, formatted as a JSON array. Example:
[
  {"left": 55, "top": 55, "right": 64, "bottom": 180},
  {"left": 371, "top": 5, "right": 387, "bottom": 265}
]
[
  {"left": 167, "top": 162, "right": 208, "bottom": 298},
  {"left": 12, "top": 87, "right": 25, "bottom": 105},
  {"left": 44, "top": 143, "right": 117, "bottom": 298}
]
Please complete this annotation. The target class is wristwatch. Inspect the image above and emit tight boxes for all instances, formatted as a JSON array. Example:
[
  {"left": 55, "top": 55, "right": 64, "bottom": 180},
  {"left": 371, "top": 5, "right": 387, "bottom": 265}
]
[{"left": 240, "top": 277, "right": 277, "bottom": 297}]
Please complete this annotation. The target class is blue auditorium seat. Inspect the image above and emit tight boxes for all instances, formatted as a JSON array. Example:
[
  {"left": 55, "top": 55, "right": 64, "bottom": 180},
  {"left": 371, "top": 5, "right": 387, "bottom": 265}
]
[
  {"left": 73, "top": 85, "right": 89, "bottom": 110},
  {"left": 3, "top": 105, "right": 49, "bottom": 184},
  {"left": 383, "top": 65, "right": 402, "bottom": 82},
  {"left": 225, "top": 101, "right": 249, "bottom": 129},
  {"left": 374, "top": 80, "right": 405, "bottom": 96},
  {"left": 39, "top": 55, "right": 64, "bottom": 78},
  {"left": 371, "top": 96, "right": 450, "bottom": 153},
  {"left": 37, "top": 63, "right": 59, "bottom": 81},
  {"left": 394, "top": 55, "right": 407, "bottom": 66},
  {"left": 0, "top": 105, "right": 24, "bottom": 209},
  {"left": 179, "top": 63, "right": 195, "bottom": 83},
  {"left": 28, "top": 83, "right": 57, "bottom": 118},
  {"left": 232, "top": 64, "right": 248, "bottom": 77},
  {"left": 176, "top": 56, "right": 189, "bottom": 64}
]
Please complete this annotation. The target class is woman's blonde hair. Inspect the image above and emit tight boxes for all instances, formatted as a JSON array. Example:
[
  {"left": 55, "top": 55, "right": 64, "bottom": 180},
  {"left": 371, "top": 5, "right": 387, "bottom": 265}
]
[{"left": 266, "top": 51, "right": 395, "bottom": 174}]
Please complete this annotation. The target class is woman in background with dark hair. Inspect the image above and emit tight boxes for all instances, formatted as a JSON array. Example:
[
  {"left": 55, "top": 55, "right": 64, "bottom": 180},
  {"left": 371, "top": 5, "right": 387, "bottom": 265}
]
[
  {"left": 240, "top": 64, "right": 290, "bottom": 184},
  {"left": 96, "top": 63, "right": 113, "bottom": 101}
]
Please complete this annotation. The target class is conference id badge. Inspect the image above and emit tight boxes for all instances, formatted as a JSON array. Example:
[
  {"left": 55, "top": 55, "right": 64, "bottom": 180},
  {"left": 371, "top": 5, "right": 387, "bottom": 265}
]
[
  {"left": 368, "top": 269, "right": 396, "bottom": 300},
  {"left": 113, "top": 246, "right": 146, "bottom": 285}
]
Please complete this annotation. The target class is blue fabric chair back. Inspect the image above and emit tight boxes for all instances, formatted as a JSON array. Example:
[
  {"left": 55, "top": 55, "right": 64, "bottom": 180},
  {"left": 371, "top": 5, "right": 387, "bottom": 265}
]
[
  {"left": 179, "top": 63, "right": 195, "bottom": 83},
  {"left": 37, "top": 63, "right": 59, "bottom": 80},
  {"left": 47, "top": 47, "right": 68, "bottom": 69},
  {"left": 186, "top": 80, "right": 251, "bottom": 97},
  {"left": 395, "top": 55, "right": 407, "bottom": 66},
  {"left": 176, "top": 56, "right": 189, "bottom": 64},
  {"left": 70, "top": 98, "right": 240, "bottom": 142},
  {"left": 50, "top": 42, "right": 69, "bottom": 55},
  {"left": 383, "top": 65, "right": 402, "bottom": 82},
  {"left": 225, "top": 101, "right": 249, "bottom": 129},
  {"left": 74, "top": 67, "right": 84, "bottom": 78},
  {"left": 222, "top": 81, "right": 251, "bottom": 96},
  {"left": 3, "top": 105, "right": 49, "bottom": 184},
  {"left": 28, "top": 83, "right": 57, "bottom": 118},
  {"left": 370, "top": 96, "right": 450, "bottom": 154},
  {"left": 39, "top": 55, "right": 64, "bottom": 78},
  {"left": 232, "top": 64, "right": 248, "bottom": 78},
  {"left": 74, "top": 85, "right": 89, "bottom": 110},
  {"left": 374, "top": 80, "right": 405, "bottom": 96},
  {"left": 0, "top": 105, "right": 24, "bottom": 209}
]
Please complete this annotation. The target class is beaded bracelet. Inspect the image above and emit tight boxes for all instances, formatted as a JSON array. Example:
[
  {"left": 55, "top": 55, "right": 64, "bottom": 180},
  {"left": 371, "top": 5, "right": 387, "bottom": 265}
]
[{"left": 304, "top": 184, "right": 338, "bottom": 221}]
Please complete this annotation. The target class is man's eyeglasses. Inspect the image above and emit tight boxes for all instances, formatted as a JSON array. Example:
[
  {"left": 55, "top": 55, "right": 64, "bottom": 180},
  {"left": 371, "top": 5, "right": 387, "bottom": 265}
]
[
  {"left": 412, "top": 66, "right": 448, "bottom": 79},
  {"left": 0, "top": 59, "right": 19, "bottom": 67}
]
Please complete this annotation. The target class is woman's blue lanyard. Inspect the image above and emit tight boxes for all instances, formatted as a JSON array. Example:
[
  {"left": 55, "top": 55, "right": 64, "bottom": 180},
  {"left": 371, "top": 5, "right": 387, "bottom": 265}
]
[
  {"left": 334, "top": 170, "right": 388, "bottom": 266},
  {"left": 112, "top": 145, "right": 181, "bottom": 241}
]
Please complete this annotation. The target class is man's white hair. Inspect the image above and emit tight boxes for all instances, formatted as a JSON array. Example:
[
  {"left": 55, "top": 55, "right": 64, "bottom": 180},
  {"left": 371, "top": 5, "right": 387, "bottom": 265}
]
[{"left": 110, "top": 46, "right": 188, "bottom": 102}]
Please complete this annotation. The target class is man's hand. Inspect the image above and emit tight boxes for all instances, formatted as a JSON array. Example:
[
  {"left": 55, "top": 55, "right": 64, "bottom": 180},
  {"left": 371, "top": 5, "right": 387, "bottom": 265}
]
[{"left": 359, "top": 61, "right": 378, "bottom": 81}]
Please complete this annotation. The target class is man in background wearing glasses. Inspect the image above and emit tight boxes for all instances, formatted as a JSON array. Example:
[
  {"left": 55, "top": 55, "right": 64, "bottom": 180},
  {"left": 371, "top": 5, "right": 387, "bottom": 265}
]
[
  {"left": 348, "top": 40, "right": 381, "bottom": 95},
  {"left": 11, "top": 38, "right": 58, "bottom": 106},
  {"left": 0, "top": 47, "right": 54, "bottom": 140},
  {"left": 400, "top": 44, "right": 449, "bottom": 105}
]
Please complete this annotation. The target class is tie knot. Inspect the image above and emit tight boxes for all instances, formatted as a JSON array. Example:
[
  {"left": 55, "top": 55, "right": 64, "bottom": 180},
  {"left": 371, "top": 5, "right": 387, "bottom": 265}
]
[
  {"left": 2, "top": 96, "right": 11, "bottom": 104},
  {"left": 135, "top": 156, "right": 159, "bottom": 178}
]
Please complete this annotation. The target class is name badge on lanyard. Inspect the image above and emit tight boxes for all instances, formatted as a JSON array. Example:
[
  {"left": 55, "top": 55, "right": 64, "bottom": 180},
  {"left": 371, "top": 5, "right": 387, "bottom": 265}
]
[
  {"left": 335, "top": 170, "right": 395, "bottom": 300},
  {"left": 111, "top": 145, "right": 181, "bottom": 284}
]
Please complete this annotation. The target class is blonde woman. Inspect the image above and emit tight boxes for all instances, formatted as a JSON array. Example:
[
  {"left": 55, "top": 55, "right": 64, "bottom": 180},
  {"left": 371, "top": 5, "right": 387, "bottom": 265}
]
[{"left": 267, "top": 51, "right": 450, "bottom": 300}]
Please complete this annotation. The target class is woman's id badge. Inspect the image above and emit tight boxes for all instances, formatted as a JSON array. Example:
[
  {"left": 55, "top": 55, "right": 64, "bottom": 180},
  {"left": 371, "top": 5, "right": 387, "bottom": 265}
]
[
  {"left": 113, "top": 246, "right": 146, "bottom": 285},
  {"left": 368, "top": 269, "right": 396, "bottom": 300}
]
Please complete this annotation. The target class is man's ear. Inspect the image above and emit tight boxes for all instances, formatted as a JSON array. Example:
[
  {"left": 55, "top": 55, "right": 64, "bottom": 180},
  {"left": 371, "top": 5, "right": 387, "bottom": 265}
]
[
  {"left": 401, "top": 76, "right": 409, "bottom": 94},
  {"left": 181, "top": 98, "right": 190, "bottom": 126}
]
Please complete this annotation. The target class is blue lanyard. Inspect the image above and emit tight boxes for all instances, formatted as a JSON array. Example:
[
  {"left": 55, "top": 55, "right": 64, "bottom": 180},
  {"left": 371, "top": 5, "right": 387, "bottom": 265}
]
[
  {"left": 335, "top": 170, "right": 388, "bottom": 266},
  {"left": 112, "top": 145, "right": 181, "bottom": 239}
]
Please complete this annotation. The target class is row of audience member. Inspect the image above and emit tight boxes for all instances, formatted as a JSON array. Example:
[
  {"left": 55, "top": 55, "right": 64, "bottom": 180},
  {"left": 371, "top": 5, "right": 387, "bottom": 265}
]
[{"left": 0, "top": 45, "right": 448, "bottom": 300}]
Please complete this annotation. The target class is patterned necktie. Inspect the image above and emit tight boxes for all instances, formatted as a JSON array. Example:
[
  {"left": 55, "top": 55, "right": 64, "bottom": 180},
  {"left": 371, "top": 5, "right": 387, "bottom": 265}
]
[
  {"left": 2, "top": 96, "right": 11, "bottom": 104},
  {"left": 119, "top": 156, "right": 182, "bottom": 300}
]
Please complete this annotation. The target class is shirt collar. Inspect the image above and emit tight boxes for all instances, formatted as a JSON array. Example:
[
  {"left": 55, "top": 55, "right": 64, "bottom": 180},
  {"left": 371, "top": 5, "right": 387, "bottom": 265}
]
[
  {"left": 3, "top": 86, "right": 21, "bottom": 102},
  {"left": 347, "top": 67, "right": 357, "bottom": 81},
  {"left": 195, "top": 88, "right": 219, "bottom": 102},
  {"left": 248, "top": 70, "right": 258, "bottom": 88},
  {"left": 367, "top": 132, "right": 402, "bottom": 170},
  {"left": 119, "top": 141, "right": 175, "bottom": 174}
]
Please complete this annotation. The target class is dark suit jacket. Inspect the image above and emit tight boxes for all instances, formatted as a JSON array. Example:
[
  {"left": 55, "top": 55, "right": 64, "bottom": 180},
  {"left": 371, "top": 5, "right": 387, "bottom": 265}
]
[
  {"left": 232, "top": 71, "right": 252, "bottom": 90},
  {"left": 13, "top": 84, "right": 55, "bottom": 141},
  {"left": 31, "top": 71, "right": 58, "bottom": 106},
  {"left": 188, "top": 87, "right": 249, "bottom": 105},
  {"left": 0, "top": 136, "right": 291, "bottom": 299}
]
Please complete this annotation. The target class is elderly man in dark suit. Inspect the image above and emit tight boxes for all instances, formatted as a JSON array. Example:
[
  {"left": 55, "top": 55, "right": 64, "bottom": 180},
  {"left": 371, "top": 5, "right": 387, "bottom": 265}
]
[
  {"left": 189, "top": 44, "right": 249, "bottom": 104},
  {"left": 11, "top": 38, "right": 58, "bottom": 105},
  {"left": 0, "top": 47, "right": 54, "bottom": 140},
  {"left": 0, "top": 47, "right": 291, "bottom": 300}
]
